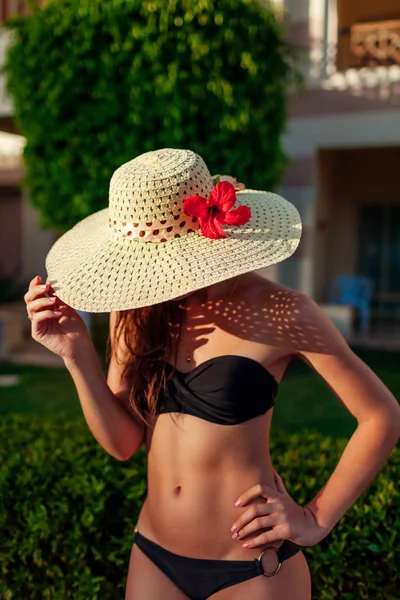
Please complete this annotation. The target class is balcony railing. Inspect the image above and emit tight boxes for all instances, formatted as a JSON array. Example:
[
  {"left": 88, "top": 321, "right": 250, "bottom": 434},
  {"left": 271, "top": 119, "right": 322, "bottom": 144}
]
[
  {"left": 350, "top": 20, "right": 400, "bottom": 68},
  {"left": 307, "top": 0, "right": 400, "bottom": 103}
]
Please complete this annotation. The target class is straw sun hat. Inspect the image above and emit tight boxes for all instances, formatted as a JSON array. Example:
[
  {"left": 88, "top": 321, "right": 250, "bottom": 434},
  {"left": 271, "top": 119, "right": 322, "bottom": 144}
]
[{"left": 45, "top": 148, "right": 302, "bottom": 312}]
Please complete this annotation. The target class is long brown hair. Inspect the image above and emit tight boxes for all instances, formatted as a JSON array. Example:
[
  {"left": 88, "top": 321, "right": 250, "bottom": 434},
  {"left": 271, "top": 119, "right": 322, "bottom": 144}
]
[{"left": 105, "top": 298, "right": 187, "bottom": 425}]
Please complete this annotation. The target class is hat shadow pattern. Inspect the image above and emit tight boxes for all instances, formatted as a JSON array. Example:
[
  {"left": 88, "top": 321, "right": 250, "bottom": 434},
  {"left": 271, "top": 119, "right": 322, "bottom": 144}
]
[
  {"left": 45, "top": 149, "right": 302, "bottom": 312},
  {"left": 167, "top": 286, "right": 331, "bottom": 373}
]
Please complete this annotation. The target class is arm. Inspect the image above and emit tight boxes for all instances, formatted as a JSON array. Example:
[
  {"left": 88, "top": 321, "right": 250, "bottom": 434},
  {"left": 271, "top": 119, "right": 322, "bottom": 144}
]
[
  {"left": 296, "top": 295, "right": 400, "bottom": 532},
  {"left": 64, "top": 311, "right": 144, "bottom": 461}
]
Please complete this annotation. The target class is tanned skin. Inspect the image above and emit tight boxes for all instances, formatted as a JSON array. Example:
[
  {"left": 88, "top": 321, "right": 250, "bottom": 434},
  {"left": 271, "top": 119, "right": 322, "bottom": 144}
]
[{"left": 25, "top": 271, "right": 400, "bottom": 600}]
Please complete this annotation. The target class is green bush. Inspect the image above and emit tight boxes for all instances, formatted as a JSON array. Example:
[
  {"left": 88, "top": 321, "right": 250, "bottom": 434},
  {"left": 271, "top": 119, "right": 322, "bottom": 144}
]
[
  {"left": 0, "top": 415, "right": 146, "bottom": 600},
  {"left": 4, "top": 0, "right": 299, "bottom": 232},
  {"left": 0, "top": 414, "right": 398, "bottom": 599}
]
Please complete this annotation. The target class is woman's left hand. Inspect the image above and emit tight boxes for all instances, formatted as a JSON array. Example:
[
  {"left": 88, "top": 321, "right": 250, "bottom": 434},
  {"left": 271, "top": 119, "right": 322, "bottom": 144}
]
[{"left": 230, "top": 469, "right": 330, "bottom": 549}]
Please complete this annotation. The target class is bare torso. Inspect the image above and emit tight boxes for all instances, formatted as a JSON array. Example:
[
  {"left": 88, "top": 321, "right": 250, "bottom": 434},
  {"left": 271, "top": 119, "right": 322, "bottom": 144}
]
[{"left": 128, "top": 272, "right": 312, "bottom": 597}]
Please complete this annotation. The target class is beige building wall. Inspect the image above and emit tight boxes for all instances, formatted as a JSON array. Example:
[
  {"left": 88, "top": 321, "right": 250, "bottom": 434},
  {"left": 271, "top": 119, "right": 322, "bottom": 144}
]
[
  {"left": 277, "top": 0, "right": 400, "bottom": 300},
  {"left": 21, "top": 189, "right": 55, "bottom": 283},
  {"left": 0, "top": 160, "right": 55, "bottom": 285}
]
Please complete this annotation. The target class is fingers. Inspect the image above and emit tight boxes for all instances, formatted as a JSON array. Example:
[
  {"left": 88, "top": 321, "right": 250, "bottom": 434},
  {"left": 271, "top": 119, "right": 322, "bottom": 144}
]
[
  {"left": 25, "top": 274, "right": 59, "bottom": 322},
  {"left": 231, "top": 503, "right": 274, "bottom": 535},
  {"left": 25, "top": 278, "right": 56, "bottom": 304},
  {"left": 30, "top": 296, "right": 57, "bottom": 309},
  {"left": 235, "top": 483, "right": 278, "bottom": 507},
  {"left": 241, "top": 527, "right": 285, "bottom": 549},
  {"left": 27, "top": 296, "right": 57, "bottom": 317},
  {"left": 30, "top": 309, "right": 62, "bottom": 323},
  {"left": 232, "top": 513, "right": 278, "bottom": 541},
  {"left": 24, "top": 278, "right": 50, "bottom": 305},
  {"left": 28, "top": 274, "right": 41, "bottom": 290}
]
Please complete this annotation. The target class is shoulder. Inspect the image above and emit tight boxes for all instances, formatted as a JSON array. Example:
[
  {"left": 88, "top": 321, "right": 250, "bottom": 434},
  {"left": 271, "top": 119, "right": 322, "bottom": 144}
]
[
  {"left": 240, "top": 273, "right": 304, "bottom": 311},
  {"left": 243, "top": 277, "right": 400, "bottom": 426},
  {"left": 242, "top": 275, "right": 349, "bottom": 356}
]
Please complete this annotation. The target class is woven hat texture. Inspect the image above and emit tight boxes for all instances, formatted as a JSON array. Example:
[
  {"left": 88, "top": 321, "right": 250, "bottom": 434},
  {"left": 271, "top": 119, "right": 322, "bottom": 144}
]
[{"left": 45, "top": 148, "right": 302, "bottom": 312}]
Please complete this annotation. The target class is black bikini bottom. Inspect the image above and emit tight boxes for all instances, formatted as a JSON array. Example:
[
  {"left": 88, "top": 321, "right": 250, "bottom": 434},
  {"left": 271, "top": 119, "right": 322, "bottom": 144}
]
[{"left": 133, "top": 528, "right": 301, "bottom": 600}]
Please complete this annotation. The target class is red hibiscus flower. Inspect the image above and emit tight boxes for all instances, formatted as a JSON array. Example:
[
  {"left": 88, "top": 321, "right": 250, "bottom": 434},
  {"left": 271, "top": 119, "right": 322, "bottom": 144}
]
[{"left": 183, "top": 181, "right": 251, "bottom": 239}]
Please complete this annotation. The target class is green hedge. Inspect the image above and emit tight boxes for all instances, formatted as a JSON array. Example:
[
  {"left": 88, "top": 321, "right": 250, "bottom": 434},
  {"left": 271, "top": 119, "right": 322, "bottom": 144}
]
[
  {"left": 0, "top": 414, "right": 398, "bottom": 599},
  {"left": 4, "top": 0, "right": 300, "bottom": 232}
]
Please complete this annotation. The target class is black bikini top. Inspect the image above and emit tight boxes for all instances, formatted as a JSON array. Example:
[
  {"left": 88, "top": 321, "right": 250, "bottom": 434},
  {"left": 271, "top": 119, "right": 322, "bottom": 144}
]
[{"left": 158, "top": 355, "right": 278, "bottom": 426}]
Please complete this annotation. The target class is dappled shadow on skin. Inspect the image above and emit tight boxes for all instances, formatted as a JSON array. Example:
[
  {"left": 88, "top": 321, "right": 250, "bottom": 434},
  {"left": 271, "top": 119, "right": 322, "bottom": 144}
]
[{"left": 166, "top": 282, "right": 331, "bottom": 367}]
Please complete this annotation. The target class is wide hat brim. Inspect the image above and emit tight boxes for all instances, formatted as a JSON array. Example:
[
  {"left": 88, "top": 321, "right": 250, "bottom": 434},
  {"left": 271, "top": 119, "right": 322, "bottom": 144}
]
[{"left": 45, "top": 190, "right": 302, "bottom": 312}]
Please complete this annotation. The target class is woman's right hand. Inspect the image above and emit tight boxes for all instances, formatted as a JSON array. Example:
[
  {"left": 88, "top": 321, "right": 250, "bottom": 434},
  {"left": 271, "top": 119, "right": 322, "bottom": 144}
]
[{"left": 24, "top": 274, "right": 92, "bottom": 362}]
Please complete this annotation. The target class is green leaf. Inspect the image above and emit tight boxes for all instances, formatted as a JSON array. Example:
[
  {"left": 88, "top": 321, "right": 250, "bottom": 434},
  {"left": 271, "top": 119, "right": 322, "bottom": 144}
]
[{"left": 3, "top": 0, "right": 301, "bottom": 232}]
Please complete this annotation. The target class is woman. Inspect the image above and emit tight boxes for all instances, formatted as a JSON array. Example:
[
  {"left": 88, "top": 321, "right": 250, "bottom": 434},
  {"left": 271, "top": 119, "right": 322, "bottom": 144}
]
[{"left": 24, "top": 148, "right": 400, "bottom": 599}]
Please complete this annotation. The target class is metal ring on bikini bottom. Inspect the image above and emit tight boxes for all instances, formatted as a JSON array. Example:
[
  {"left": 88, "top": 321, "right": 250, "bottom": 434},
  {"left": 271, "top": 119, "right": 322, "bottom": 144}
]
[{"left": 258, "top": 547, "right": 282, "bottom": 577}]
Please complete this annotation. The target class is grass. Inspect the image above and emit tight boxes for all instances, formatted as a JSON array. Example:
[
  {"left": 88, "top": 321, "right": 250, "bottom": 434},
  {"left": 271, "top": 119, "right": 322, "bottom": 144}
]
[
  {"left": 1, "top": 347, "right": 399, "bottom": 439},
  {"left": 0, "top": 362, "right": 79, "bottom": 418}
]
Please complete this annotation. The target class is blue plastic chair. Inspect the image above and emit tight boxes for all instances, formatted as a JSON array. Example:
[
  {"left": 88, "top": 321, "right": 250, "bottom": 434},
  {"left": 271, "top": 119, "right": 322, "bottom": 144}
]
[{"left": 328, "top": 275, "right": 373, "bottom": 333}]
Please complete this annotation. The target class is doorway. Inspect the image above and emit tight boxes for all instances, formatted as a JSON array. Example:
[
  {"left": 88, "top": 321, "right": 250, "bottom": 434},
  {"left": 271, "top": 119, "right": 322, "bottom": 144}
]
[{"left": 357, "top": 204, "right": 400, "bottom": 327}]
